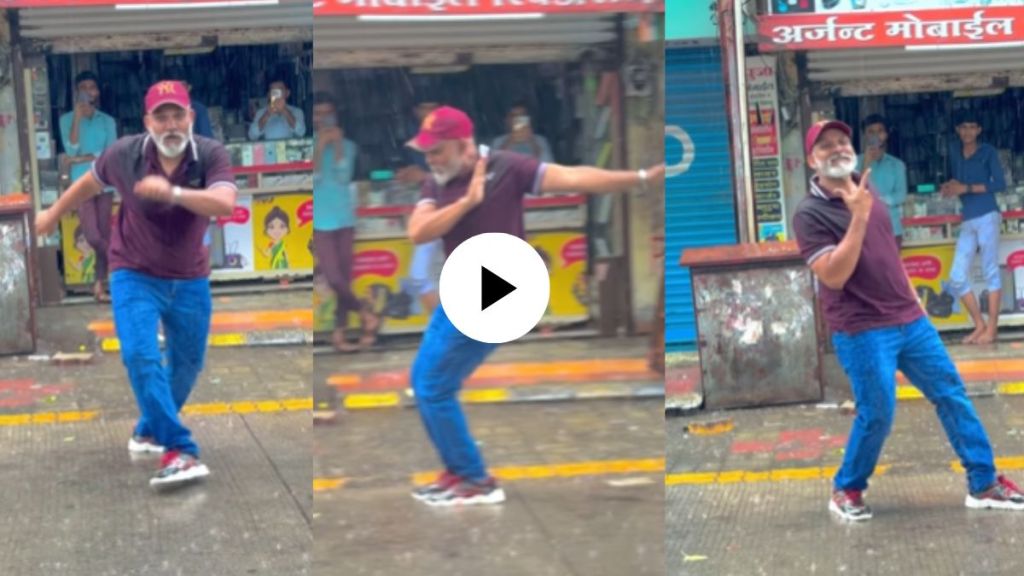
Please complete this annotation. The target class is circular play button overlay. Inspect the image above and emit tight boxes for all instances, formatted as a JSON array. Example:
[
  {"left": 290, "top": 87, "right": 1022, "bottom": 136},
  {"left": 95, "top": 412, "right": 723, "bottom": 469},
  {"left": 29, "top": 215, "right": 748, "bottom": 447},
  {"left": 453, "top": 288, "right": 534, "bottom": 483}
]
[{"left": 439, "top": 232, "right": 551, "bottom": 344}]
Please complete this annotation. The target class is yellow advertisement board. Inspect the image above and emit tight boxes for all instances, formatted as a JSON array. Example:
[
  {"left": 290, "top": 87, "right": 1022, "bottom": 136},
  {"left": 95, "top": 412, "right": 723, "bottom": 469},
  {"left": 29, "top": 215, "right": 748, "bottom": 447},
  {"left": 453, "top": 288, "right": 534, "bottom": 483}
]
[
  {"left": 902, "top": 244, "right": 969, "bottom": 328},
  {"left": 252, "top": 194, "right": 314, "bottom": 272},
  {"left": 60, "top": 204, "right": 119, "bottom": 286},
  {"left": 314, "top": 230, "right": 590, "bottom": 334}
]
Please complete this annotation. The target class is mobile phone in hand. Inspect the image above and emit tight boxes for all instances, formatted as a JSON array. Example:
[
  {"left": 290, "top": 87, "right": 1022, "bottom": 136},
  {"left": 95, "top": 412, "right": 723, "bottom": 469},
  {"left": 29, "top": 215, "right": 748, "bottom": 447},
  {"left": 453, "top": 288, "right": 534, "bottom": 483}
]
[{"left": 478, "top": 144, "right": 490, "bottom": 159}]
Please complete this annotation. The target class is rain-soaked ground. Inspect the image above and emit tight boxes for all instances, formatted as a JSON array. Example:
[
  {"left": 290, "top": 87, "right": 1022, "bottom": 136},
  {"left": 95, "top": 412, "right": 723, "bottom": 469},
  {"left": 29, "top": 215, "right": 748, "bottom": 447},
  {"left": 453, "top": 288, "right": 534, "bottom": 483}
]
[
  {"left": 666, "top": 394, "right": 1024, "bottom": 575},
  {"left": 313, "top": 399, "right": 665, "bottom": 576},
  {"left": 0, "top": 296, "right": 312, "bottom": 575}
]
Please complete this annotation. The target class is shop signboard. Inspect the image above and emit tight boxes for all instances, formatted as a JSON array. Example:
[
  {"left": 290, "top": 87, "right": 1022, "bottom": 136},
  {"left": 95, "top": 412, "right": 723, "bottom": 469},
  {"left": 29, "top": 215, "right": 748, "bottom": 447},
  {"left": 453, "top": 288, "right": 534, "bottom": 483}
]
[
  {"left": 313, "top": 0, "right": 664, "bottom": 16},
  {"left": 769, "top": 1, "right": 1024, "bottom": 16},
  {"left": 746, "top": 55, "right": 788, "bottom": 242},
  {"left": 759, "top": 6, "right": 1024, "bottom": 50}
]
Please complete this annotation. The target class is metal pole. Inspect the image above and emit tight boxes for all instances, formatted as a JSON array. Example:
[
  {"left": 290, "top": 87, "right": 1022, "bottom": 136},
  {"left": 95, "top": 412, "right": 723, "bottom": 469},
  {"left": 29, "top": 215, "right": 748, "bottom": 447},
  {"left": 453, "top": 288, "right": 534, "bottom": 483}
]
[{"left": 717, "top": 0, "right": 756, "bottom": 243}]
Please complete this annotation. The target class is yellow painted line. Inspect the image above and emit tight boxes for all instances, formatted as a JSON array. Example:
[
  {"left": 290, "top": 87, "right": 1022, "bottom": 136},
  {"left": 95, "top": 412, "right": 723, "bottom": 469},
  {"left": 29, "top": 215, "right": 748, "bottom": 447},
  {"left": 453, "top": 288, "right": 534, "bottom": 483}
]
[
  {"left": 182, "top": 397, "right": 312, "bottom": 416},
  {"left": 665, "top": 465, "right": 889, "bottom": 486},
  {"left": 0, "top": 411, "right": 100, "bottom": 427},
  {"left": 101, "top": 339, "right": 120, "bottom": 352},
  {"left": 997, "top": 382, "right": 1024, "bottom": 396},
  {"left": 687, "top": 420, "right": 735, "bottom": 436},
  {"left": 344, "top": 393, "right": 401, "bottom": 410},
  {"left": 313, "top": 478, "right": 346, "bottom": 492},
  {"left": 952, "top": 455, "right": 1024, "bottom": 474},
  {"left": 210, "top": 333, "right": 246, "bottom": 347},
  {"left": 89, "top": 309, "right": 313, "bottom": 335},
  {"left": 411, "top": 458, "right": 666, "bottom": 487},
  {"left": 460, "top": 389, "right": 510, "bottom": 404},
  {"left": 896, "top": 386, "right": 925, "bottom": 400}
]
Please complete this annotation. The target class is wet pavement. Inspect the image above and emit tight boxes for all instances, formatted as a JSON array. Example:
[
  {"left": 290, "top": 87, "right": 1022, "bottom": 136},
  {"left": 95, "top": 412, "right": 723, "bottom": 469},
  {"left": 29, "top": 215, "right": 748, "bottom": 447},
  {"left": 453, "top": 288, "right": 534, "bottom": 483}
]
[
  {"left": 313, "top": 400, "right": 665, "bottom": 576},
  {"left": 666, "top": 393, "right": 1024, "bottom": 575},
  {"left": 0, "top": 293, "right": 312, "bottom": 575}
]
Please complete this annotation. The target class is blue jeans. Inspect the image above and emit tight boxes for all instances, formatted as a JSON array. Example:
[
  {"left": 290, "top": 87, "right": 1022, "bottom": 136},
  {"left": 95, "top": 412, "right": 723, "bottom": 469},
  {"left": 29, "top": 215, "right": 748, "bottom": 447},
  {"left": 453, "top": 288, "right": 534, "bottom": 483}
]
[
  {"left": 832, "top": 316, "right": 996, "bottom": 494},
  {"left": 949, "top": 210, "right": 1001, "bottom": 298},
  {"left": 411, "top": 306, "right": 497, "bottom": 482},
  {"left": 110, "top": 269, "right": 212, "bottom": 457}
]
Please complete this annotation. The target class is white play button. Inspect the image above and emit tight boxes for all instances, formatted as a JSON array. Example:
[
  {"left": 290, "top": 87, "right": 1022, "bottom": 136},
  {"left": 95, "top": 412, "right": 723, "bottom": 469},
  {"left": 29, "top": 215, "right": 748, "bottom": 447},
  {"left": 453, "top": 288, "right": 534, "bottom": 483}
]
[{"left": 439, "top": 233, "right": 550, "bottom": 344}]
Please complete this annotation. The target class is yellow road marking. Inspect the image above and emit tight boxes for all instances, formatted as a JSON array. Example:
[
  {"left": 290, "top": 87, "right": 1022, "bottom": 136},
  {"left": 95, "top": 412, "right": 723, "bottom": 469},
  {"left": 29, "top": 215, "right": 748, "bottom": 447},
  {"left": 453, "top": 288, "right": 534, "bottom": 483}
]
[
  {"left": 410, "top": 458, "right": 666, "bottom": 486},
  {"left": 313, "top": 478, "right": 346, "bottom": 492},
  {"left": 210, "top": 333, "right": 246, "bottom": 347},
  {"left": 997, "top": 382, "right": 1024, "bottom": 396},
  {"left": 460, "top": 389, "right": 510, "bottom": 404},
  {"left": 952, "top": 455, "right": 1024, "bottom": 473},
  {"left": 896, "top": 386, "right": 925, "bottom": 400},
  {"left": 343, "top": 393, "right": 401, "bottom": 409},
  {"left": 0, "top": 398, "right": 311, "bottom": 427},
  {"left": 665, "top": 465, "right": 890, "bottom": 486}
]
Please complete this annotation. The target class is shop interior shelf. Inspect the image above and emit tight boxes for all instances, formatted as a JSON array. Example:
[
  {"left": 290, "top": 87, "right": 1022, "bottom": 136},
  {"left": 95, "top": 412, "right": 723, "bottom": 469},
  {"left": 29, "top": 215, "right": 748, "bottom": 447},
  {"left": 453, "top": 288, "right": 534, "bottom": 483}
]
[
  {"left": 211, "top": 268, "right": 313, "bottom": 281},
  {"left": 232, "top": 162, "right": 312, "bottom": 176}
]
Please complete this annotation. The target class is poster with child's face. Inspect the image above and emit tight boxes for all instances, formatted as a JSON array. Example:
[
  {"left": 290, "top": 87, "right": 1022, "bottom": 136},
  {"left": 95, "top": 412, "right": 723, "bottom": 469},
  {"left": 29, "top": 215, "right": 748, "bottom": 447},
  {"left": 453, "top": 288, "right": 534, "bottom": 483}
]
[
  {"left": 252, "top": 194, "right": 314, "bottom": 272},
  {"left": 60, "top": 205, "right": 119, "bottom": 286}
]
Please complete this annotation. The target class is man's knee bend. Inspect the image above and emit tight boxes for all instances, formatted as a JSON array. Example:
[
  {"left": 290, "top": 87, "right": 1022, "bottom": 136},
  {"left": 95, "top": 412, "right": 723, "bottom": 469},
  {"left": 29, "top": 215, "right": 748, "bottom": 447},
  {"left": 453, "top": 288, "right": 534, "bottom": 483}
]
[
  {"left": 861, "top": 406, "right": 895, "bottom": 435},
  {"left": 120, "top": 349, "right": 161, "bottom": 371}
]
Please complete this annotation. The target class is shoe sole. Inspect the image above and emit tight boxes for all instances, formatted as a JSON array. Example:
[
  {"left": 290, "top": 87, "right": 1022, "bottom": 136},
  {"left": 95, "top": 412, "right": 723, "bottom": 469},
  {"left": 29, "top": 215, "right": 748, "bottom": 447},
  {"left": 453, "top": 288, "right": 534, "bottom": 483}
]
[
  {"left": 128, "top": 439, "right": 165, "bottom": 455},
  {"left": 424, "top": 488, "right": 506, "bottom": 507},
  {"left": 150, "top": 464, "right": 211, "bottom": 487},
  {"left": 965, "top": 495, "right": 1024, "bottom": 510},
  {"left": 829, "top": 499, "right": 872, "bottom": 521}
]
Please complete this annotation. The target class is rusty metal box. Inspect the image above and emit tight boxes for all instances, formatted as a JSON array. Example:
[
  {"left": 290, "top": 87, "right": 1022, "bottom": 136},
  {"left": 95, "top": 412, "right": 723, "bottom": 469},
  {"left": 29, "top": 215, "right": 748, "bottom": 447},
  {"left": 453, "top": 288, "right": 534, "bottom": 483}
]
[
  {"left": 682, "top": 242, "right": 823, "bottom": 410},
  {"left": 0, "top": 195, "right": 37, "bottom": 356}
]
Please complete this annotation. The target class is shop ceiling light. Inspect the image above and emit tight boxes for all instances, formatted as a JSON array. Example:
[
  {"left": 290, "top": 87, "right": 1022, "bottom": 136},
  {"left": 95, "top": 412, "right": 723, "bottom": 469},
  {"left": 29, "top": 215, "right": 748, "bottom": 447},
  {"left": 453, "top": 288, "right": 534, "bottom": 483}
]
[
  {"left": 358, "top": 14, "right": 545, "bottom": 22},
  {"left": 115, "top": 0, "right": 279, "bottom": 10}
]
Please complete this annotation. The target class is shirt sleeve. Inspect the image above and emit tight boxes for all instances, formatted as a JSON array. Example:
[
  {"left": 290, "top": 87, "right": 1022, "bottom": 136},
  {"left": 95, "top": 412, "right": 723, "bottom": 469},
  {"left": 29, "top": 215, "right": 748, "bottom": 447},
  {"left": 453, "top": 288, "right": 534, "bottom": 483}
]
[
  {"left": 204, "top": 143, "right": 238, "bottom": 191},
  {"left": 793, "top": 208, "right": 839, "bottom": 267},
  {"left": 91, "top": 140, "right": 119, "bottom": 189},
  {"left": 501, "top": 152, "right": 544, "bottom": 198},
  {"left": 59, "top": 112, "right": 79, "bottom": 156},
  {"left": 986, "top": 147, "right": 1007, "bottom": 194},
  {"left": 292, "top": 107, "right": 307, "bottom": 138},
  {"left": 249, "top": 109, "right": 266, "bottom": 141},
  {"left": 417, "top": 179, "right": 437, "bottom": 207}
]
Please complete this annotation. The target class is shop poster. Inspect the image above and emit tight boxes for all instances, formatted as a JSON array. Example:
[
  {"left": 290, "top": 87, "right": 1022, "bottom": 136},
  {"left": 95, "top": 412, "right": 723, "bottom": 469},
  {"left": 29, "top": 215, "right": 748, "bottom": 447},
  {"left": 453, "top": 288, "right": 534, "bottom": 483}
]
[
  {"left": 903, "top": 243, "right": 1024, "bottom": 329},
  {"left": 60, "top": 205, "right": 118, "bottom": 286},
  {"left": 747, "top": 55, "right": 788, "bottom": 242},
  {"left": 315, "top": 232, "right": 590, "bottom": 334},
  {"left": 216, "top": 196, "right": 255, "bottom": 273},
  {"left": 252, "top": 194, "right": 314, "bottom": 272}
]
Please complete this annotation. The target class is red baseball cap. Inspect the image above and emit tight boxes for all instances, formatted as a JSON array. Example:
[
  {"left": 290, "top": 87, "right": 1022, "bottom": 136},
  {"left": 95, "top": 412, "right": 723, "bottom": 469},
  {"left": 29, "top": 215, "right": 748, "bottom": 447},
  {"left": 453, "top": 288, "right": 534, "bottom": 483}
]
[
  {"left": 407, "top": 106, "right": 474, "bottom": 151},
  {"left": 145, "top": 80, "right": 191, "bottom": 115},
  {"left": 805, "top": 119, "right": 852, "bottom": 155}
]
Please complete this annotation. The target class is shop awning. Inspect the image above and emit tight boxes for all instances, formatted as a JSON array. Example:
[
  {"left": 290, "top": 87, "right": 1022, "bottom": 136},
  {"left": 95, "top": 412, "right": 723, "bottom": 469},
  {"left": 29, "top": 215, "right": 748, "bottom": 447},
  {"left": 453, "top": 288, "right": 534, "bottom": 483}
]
[
  {"left": 313, "top": 13, "right": 620, "bottom": 68},
  {"left": 807, "top": 47, "right": 1024, "bottom": 96},
  {"left": 13, "top": 0, "right": 313, "bottom": 53}
]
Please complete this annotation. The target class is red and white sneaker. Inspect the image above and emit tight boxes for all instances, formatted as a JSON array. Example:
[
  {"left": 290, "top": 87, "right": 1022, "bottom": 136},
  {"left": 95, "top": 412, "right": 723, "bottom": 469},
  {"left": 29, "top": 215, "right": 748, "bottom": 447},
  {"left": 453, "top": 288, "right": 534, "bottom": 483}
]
[
  {"left": 424, "top": 477, "right": 506, "bottom": 507},
  {"left": 128, "top": 436, "right": 164, "bottom": 455},
  {"left": 829, "top": 489, "right": 873, "bottom": 521},
  {"left": 411, "top": 471, "right": 461, "bottom": 502},
  {"left": 150, "top": 451, "right": 210, "bottom": 488},
  {"left": 966, "top": 475, "right": 1024, "bottom": 511}
]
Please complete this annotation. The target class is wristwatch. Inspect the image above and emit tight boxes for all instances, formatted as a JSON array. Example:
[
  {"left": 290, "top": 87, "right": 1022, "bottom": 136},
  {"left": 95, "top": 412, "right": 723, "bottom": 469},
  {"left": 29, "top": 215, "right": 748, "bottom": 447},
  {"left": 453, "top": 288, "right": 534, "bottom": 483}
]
[
  {"left": 172, "top": 185, "right": 183, "bottom": 203},
  {"left": 637, "top": 168, "right": 649, "bottom": 192}
]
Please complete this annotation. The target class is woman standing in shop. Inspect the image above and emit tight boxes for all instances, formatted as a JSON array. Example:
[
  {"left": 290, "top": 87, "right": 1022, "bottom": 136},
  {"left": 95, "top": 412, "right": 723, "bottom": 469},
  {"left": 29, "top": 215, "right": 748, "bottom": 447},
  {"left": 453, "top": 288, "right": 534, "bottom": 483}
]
[{"left": 312, "top": 92, "right": 381, "bottom": 352}]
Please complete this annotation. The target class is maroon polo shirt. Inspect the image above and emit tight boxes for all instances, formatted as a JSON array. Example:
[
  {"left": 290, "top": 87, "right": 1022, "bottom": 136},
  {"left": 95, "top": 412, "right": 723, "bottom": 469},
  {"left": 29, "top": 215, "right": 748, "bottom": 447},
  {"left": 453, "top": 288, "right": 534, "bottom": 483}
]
[
  {"left": 792, "top": 173, "right": 923, "bottom": 334},
  {"left": 92, "top": 134, "right": 236, "bottom": 279},
  {"left": 418, "top": 150, "right": 546, "bottom": 256}
]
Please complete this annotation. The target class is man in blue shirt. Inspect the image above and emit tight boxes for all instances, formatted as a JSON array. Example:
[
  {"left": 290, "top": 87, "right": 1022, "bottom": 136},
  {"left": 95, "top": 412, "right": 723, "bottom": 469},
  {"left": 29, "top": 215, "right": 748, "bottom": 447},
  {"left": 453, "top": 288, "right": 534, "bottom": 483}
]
[
  {"left": 311, "top": 92, "right": 379, "bottom": 352},
  {"left": 856, "top": 114, "right": 907, "bottom": 248},
  {"left": 59, "top": 70, "right": 117, "bottom": 301},
  {"left": 492, "top": 102, "right": 554, "bottom": 162},
  {"left": 943, "top": 111, "right": 1007, "bottom": 345},
  {"left": 249, "top": 79, "right": 306, "bottom": 141}
]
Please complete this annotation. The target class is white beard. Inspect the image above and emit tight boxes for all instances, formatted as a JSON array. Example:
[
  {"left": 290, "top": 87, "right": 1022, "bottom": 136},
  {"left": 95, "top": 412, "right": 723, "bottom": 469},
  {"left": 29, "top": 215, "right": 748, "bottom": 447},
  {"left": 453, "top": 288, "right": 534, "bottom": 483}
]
[
  {"left": 431, "top": 157, "right": 468, "bottom": 186},
  {"left": 819, "top": 155, "right": 856, "bottom": 179},
  {"left": 150, "top": 126, "right": 192, "bottom": 159}
]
